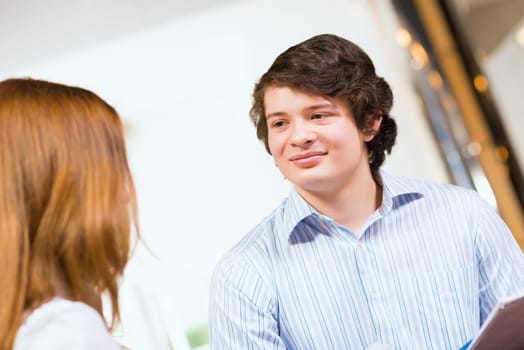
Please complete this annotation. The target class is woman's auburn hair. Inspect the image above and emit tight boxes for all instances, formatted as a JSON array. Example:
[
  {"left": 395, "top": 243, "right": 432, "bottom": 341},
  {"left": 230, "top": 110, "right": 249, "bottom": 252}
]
[{"left": 0, "top": 78, "right": 139, "bottom": 349}]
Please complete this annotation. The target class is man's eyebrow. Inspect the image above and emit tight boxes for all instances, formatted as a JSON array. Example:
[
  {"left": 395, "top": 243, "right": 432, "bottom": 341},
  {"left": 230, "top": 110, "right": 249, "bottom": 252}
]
[
  {"left": 266, "top": 111, "right": 286, "bottom": 120},
  {"left": 307, "top": 102, "right": 336, "bottom": 111},
  {"left": 266, "top": 102, "right": 337, "bottom": 119}
]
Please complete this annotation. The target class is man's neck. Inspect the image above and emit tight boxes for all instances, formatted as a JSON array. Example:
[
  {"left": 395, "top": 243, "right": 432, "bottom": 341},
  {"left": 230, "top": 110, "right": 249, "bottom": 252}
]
[{"left": 297, "top": 170, "right": 382, "bottom": 235}]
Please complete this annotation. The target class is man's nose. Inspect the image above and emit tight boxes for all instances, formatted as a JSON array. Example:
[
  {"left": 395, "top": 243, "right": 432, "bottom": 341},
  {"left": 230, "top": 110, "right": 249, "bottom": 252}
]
[{"left": 289, "top": 119, "right": 316, "bottom": 147}]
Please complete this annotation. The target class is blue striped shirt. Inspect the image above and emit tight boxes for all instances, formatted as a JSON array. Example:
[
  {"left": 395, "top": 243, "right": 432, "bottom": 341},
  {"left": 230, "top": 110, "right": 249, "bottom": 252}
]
[{"left": 209, "top": 171, "right": 524, "bottom": 349}]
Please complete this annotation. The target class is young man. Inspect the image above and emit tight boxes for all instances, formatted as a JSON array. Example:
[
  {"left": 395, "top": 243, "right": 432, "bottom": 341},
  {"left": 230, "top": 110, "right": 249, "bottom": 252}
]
[{"left": 209, "top": 34, "right": 524, "bottom": 349}]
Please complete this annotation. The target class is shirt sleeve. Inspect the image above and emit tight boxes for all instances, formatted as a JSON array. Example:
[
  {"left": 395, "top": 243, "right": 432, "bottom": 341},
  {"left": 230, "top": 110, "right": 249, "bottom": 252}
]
[
  {"left": 474, "top": 196, "right": 524, "bottom": 323},
  {"left": 14, "top": 299, "right": 121, "bottom": 350},
  {"left": 209, "top": 256, "right": 287, "bottom": 350}
]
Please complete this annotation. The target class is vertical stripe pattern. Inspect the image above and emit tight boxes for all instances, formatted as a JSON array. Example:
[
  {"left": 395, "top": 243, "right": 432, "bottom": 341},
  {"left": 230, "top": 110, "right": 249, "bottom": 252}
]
[{"left": 209, "top": 171, "right": 524, "bottom": 349}]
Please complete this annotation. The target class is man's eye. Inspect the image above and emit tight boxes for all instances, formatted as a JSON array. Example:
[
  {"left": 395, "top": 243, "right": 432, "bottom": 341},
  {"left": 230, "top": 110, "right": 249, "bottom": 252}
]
[
  {"left": 272, "top": 121, "right": 285, "bottom": 127},
  {"left": 311, "top": 114, "right": 325, "bottom": 120}
]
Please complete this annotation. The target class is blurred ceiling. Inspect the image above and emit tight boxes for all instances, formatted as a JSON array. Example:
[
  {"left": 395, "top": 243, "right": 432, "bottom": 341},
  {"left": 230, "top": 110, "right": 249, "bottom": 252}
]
[
  {"left": 447, "top": 0, "right": 524, "bottom": 54},
  {"left": 0, "top": 0, "right": 240, "bottom": 72},
  {"left": 1, "top": 0, "right": 521, "bottom": 73}
]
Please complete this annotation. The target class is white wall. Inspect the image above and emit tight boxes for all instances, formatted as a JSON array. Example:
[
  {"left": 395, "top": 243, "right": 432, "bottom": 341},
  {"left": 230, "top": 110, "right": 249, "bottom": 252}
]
[
  {"left": 484, "top": 18, "right": 524, "bottom": 169},
  {"left": 1, "top": 0, "right": 448, "bottom": 346}
]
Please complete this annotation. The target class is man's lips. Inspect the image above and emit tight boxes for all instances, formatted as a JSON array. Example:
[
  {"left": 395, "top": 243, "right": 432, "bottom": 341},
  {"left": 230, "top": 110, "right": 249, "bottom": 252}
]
[{"left": 288, "top": 151, "right": 327, "bottom": 161}]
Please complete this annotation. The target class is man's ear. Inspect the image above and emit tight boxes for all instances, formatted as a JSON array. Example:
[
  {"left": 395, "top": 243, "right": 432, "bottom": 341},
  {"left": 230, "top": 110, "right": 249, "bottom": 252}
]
[{"left": 362, "top": 114, "right": 383, "bottom": 142}]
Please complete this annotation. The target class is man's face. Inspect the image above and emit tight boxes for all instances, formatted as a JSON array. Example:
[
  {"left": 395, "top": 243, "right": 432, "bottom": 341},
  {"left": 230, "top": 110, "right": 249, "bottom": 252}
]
[{"left": 265, "top": 86, "right": 377, "bottom": 197}]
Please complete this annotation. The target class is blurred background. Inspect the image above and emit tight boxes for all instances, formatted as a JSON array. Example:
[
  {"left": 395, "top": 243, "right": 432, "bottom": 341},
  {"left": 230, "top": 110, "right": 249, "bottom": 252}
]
[{"left": 1, "top": 0, "right": 522, "bottom": 348}]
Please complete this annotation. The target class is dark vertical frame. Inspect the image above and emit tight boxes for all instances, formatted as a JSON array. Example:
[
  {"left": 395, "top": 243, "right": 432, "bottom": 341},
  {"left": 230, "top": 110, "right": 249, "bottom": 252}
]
[{"left": 391, "top": 0, "right": 524, "bottom": 244}]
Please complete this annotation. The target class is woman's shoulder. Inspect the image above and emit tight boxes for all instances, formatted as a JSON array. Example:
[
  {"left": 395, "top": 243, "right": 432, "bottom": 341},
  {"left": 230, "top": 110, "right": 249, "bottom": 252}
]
[{"left": 14, "top": 298, "right": 120, "bottom": 350}]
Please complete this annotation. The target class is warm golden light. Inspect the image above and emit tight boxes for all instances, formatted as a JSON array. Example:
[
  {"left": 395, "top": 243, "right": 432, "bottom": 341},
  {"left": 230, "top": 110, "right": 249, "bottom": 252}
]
[
  {"left": 410, "top": 42, "right": 429, "bottom": 67},
  {"left": 427, "top": 70, "right": 443, "bottom": 89},
  {"left": 516, "top": 25, "right": 524, "bottom": 48},
  {"left": 396, "top": 28, "right": 412, "bottom": 47},
  {"left": 473, "top": 74, "right": 488, "bottom": 92},
  {"left": 495, "top": 145, "right": 509, "bottom": 162}
]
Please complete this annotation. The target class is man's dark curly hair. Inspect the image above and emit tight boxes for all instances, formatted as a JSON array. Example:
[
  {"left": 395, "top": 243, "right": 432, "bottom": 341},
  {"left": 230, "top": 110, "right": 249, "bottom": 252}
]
[{"left": 250, "top": 34, "right": 397, "bottom": 180}]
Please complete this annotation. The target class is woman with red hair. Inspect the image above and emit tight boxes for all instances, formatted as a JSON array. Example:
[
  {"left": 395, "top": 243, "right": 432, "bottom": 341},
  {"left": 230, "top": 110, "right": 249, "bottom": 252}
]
[{"left": 0, "top": 78, "right": 139, "bottom": 350}]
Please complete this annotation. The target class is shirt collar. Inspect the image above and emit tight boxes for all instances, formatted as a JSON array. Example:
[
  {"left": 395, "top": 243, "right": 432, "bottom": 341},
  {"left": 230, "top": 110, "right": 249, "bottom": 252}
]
[
  {"left": 283, "top": 169, "right": 424, "bottom": 238},
  {"left": 379, "top": 169, "right": 424, "bottom": 214},
  {"left": 284, "top": 187, "right": 317, "bottom": 234}
]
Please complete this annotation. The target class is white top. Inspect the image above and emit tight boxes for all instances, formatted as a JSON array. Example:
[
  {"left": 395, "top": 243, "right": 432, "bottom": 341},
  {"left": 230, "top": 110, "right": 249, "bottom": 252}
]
[{"left": 14, "top": 298, "right": 121, "bottom": 350}]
